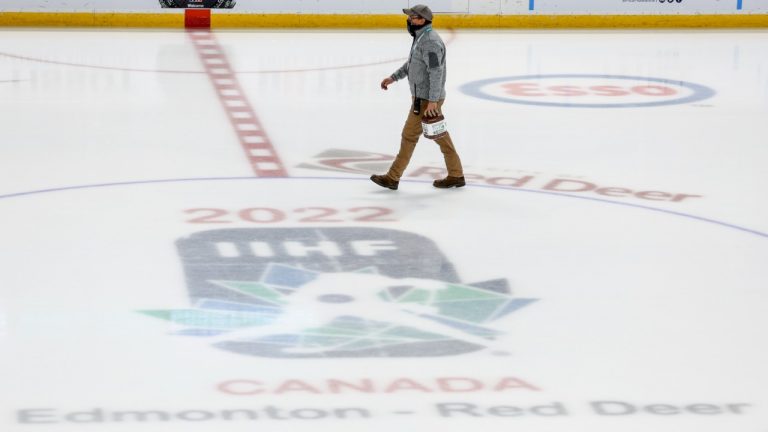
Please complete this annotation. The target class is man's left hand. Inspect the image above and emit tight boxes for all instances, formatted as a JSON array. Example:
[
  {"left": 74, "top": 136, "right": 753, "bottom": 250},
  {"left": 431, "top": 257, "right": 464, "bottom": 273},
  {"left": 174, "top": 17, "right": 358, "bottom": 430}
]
[{"left": 425, "top": 102, "right": 439, "bottom": 117}]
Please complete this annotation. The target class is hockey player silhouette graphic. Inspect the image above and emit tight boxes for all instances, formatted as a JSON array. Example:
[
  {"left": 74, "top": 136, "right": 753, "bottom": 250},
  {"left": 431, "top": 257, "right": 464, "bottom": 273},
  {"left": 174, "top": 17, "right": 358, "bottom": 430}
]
[{"left": 211, "top": 272, "right": 501, "bottom": 353}]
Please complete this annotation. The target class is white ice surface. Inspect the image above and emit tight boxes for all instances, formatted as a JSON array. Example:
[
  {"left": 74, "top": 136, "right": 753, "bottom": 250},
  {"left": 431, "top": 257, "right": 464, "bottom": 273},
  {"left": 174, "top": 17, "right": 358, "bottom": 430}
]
[{"left": 0, "top": 28, "right": 766, "bottom": 432}]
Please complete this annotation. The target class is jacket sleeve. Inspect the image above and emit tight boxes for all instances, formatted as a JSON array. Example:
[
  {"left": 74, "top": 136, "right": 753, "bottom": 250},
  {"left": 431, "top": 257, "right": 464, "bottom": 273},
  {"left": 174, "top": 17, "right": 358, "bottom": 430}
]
[
  {"left": 420, "top": 41, "right": 445, "bottom": 101},
  {"left": 391, "top": 61, "right": 409, "bottom": 81}
]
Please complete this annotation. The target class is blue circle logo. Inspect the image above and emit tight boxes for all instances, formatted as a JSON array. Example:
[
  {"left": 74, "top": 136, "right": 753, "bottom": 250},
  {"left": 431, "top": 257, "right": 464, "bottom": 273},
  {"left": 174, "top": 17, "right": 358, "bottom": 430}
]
[{"left": 460, "top": 74, "right": 715, "bottom": 108}]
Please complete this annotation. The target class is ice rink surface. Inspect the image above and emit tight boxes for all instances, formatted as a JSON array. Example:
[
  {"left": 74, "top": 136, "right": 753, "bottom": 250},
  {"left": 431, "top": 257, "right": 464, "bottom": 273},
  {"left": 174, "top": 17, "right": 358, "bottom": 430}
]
[{"left": 1, "top": 27, "right": 767, "bottom": 432}]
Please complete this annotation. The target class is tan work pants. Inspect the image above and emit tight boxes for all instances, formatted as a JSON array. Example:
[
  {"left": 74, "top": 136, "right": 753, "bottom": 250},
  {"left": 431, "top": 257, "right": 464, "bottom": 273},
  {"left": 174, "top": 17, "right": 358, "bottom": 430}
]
[{"left": 386, "top": 99, "right": 463, "bottom": 181}]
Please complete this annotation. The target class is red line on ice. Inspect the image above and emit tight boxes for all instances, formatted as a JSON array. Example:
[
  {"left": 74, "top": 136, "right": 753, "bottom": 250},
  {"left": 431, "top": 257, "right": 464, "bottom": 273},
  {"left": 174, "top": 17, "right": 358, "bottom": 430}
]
[{"left": 188, "top": 30, "right": 288, "bottom": 177}]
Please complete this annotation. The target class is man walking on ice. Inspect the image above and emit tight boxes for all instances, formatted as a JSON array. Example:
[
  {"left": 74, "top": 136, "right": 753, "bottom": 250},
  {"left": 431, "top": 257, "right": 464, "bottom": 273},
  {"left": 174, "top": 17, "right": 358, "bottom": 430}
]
[{"left": 371, "top": 4, "right": 466, "bottom": 191}]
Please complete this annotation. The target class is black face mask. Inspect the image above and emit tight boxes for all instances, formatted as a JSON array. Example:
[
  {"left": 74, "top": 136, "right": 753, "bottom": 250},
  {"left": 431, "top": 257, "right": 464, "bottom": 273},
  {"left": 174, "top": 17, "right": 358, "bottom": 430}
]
[{"left": 407, "top": 20, "right": 427, "bottom": 37}]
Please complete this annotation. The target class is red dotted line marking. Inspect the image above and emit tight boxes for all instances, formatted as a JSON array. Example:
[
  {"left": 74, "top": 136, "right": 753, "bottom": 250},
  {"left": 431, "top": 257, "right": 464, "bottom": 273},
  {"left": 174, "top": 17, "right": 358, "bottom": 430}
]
[{"left": 188, "top": 30, "right": 288, "bottom": 177}]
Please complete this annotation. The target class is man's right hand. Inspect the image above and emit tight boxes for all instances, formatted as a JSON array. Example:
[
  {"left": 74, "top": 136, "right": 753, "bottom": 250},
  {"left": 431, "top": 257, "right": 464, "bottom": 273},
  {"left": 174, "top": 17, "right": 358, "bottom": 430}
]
[{"left": 380, "top": 77, "right": 395, "bottom": 90}]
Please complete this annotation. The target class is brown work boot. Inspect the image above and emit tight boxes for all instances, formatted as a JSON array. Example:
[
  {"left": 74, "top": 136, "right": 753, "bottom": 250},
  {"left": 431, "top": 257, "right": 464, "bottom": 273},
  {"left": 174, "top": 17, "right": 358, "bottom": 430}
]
[
  {"left": 370, "top": 174, "right": 399, "bottom": 190},
  {"left": 433, "top": 176, "right": 466, "bottom": 189}
]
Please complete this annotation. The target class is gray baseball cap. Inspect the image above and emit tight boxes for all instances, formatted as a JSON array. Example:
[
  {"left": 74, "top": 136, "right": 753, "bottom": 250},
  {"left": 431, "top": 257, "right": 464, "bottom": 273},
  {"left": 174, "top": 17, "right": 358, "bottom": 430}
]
[{"left": 402, "top": 4, "right": 433, "bottom": 21}]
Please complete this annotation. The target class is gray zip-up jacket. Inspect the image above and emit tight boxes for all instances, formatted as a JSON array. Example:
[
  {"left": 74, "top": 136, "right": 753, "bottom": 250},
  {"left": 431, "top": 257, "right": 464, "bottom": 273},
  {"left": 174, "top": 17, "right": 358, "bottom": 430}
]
[{"left": 390, "top": 24, "right": 447, "bottom": 102}]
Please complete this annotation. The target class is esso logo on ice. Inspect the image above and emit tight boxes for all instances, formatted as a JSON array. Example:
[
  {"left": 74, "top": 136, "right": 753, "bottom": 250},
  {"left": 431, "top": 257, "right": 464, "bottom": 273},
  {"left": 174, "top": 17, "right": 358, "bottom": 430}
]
[{"left": 460, "top": 75, "right": 715, "bottom": 108}]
